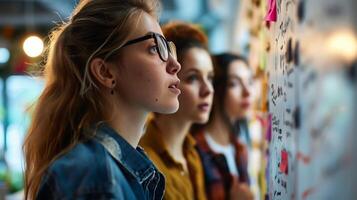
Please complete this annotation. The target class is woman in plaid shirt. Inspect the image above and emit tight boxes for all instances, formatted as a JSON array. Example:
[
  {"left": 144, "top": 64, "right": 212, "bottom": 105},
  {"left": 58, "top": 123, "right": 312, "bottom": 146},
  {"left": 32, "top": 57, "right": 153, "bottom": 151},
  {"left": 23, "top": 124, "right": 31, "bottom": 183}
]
[{"left": 193, "top": 53, "right": 254, "bottom": 200}]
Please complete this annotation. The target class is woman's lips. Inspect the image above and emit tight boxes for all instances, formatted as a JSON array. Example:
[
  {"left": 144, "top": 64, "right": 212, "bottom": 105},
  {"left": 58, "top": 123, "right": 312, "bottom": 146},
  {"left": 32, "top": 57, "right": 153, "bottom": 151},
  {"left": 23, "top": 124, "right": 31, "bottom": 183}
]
[
  {"left": 240, "top": 101, "right": 250, "bottom": 109},
  {"left": 168, "top": 80, "right": 181, "bottom": 95},
  {"left": 198, "top": 103, "right": 210, "bottom": 112}
]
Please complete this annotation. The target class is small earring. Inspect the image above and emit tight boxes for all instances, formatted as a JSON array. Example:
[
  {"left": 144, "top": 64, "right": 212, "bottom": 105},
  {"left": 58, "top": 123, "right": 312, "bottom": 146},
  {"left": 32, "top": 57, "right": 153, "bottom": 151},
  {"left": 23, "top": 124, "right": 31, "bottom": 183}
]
[{"left": 111, "top": 80, "right": 115, "bottom": 95}]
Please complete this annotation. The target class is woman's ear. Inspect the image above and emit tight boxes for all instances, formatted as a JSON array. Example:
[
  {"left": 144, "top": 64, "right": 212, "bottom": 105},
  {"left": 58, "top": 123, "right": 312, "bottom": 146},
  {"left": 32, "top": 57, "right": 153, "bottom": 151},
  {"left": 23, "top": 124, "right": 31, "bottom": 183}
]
[{"left": 90, "top": 58, "right": 116, "bottom": 89}]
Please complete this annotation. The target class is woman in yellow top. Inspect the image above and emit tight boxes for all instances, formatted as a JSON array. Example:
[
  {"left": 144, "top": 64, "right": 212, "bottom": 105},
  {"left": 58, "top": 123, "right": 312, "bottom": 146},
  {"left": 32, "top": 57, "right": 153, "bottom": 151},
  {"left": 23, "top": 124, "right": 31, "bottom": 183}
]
[{"left": 140, "top": 21, "right": 214, "bottom": 200}]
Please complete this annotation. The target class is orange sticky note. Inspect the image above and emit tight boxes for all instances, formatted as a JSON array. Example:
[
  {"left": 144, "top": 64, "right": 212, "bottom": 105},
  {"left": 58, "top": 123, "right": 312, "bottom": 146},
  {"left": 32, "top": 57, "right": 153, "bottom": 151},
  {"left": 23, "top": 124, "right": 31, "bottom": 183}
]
[{"left": 265, "top": 0, "right": 277, "bottom": 22}]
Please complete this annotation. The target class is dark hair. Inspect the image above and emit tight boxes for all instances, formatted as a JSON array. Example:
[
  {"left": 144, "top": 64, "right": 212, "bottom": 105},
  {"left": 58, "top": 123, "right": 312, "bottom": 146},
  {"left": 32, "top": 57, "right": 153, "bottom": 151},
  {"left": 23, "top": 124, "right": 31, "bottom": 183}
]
[
  {"left": 213, "top": 53, "right": 249, "bottom": 133},
  {"left": 212, "top": 53, "right": 248, "bottom": 111},
  {"left": 192, "top": 52, "right": 249, "bottom": 134}
]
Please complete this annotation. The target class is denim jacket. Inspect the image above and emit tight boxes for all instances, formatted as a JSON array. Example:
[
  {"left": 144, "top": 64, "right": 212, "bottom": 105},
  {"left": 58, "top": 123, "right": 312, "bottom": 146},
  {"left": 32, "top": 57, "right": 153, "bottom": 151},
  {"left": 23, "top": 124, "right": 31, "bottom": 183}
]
[{"left": 36, "top": 123, "right": 165, "bottom": 200}]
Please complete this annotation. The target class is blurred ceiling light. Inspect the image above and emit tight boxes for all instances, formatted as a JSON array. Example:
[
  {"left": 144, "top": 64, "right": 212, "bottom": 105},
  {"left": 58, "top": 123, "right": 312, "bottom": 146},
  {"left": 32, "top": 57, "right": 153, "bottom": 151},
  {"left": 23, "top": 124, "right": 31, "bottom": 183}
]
[
  {"left": 23, "top": 35, "right": 44, "bottom": 58},
  {"left": 0, "top": 47, "right": 10, "bottom": 64},
  {"left": 326, "top": 30, "right": 357, "bottom": 64}
]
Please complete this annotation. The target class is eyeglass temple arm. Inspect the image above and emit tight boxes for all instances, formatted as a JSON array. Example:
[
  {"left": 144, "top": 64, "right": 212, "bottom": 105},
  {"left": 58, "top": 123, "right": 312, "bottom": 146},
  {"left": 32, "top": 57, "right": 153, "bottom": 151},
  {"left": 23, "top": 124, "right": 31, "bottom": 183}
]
[{"left": 122, "top": 34, "right": 155, "bottom": 47}]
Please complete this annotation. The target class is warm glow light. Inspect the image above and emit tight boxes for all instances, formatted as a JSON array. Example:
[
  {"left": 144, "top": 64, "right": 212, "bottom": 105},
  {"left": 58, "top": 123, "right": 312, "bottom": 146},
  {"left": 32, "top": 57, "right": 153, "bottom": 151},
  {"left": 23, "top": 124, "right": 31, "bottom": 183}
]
[
  {"left": 326, "top": 30, "right": 357, "bottom": 63},
  {"left": 23, "top": 36, "right": 44, "bottom": 58},
  {"left": 0, "top": 48, "right": 10, "bottom": 64}
]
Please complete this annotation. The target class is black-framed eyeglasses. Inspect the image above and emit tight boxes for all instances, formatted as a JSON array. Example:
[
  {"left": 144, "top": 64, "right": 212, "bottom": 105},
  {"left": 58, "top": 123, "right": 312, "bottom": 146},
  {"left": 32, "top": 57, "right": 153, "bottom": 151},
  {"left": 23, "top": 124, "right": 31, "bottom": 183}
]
[{"left": 122, "top": 32, "right": 177, "bottom": 62}]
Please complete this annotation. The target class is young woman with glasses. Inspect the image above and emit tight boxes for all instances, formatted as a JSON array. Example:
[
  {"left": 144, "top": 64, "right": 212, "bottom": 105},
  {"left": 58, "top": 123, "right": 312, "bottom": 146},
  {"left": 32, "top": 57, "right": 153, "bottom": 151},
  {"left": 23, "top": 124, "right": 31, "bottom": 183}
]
[
  {"left": 23, "top": 0, "right": 180, "bottom": 199},
  {"left": 140, "top": 21, "right": 214, "bottom": 200}
]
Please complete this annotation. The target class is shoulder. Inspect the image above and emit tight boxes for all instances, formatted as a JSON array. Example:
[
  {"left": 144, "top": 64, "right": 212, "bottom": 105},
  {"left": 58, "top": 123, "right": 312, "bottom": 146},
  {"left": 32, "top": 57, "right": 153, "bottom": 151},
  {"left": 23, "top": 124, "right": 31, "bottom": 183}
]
[
  {"left": 193, "top": 131, "right": 213, "bottom": 157},
  {"left": 139, "top": 123, "right": 167, "bottom": 167},
  {"left": 234, "top": 138, "right": 248, "bottom": 158},
  {"left": 140, "top": 145, "right": 165, "bottom": 168},
  {"left": 139, "top": 142, "right": 172, "bottom": 177},
  {"left": 37, "top": 139, "right": 132, "bottom": 199},
  {"left": 49, "top": 139, "right": 108, "bottom": 178}
]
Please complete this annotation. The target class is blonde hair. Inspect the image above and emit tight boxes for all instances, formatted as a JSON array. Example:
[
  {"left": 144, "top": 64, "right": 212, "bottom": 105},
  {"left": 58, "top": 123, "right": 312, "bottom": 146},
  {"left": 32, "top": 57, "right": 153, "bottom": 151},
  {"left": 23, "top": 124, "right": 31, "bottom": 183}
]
[{"left": 23, "top": 0, "right": 159, "bottom": 199}]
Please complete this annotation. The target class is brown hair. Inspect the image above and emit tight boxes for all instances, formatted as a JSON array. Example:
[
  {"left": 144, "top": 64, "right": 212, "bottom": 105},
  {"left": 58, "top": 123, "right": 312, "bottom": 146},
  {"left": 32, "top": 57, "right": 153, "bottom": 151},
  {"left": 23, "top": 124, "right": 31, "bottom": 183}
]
[
  {"left": 149, "top": 21, "right": 209, "bottom": 120},
  {"left": 209, "top": 53, "right": 249, "bottom": 133},
  {"left": 23, "top": 0, "right": 159, "bottom": 199},
  {"left": 161, "top": 21, "right": 212, "bottom": 128},
  {"left": 162, "top": 21, "right": 208, "bottom": 64},
  {"left": 191, "top": 53, "right": 250, "bottom": 134}
]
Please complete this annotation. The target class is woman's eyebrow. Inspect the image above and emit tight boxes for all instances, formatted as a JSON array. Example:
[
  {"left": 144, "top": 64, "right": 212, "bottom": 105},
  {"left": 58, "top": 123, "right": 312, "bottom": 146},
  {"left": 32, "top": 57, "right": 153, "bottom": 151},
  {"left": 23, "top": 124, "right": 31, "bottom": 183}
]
[
  {"left": 228, "top": 75, "right": 241, "bottom": 80},
  {"left": 182, "top": 68, "right": 200, "bottom": 74}
]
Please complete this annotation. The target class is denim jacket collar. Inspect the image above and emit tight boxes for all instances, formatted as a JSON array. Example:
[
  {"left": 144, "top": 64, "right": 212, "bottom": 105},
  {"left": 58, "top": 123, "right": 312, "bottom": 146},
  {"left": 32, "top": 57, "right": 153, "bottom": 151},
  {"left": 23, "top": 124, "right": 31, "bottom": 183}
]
[{"left": 93, "top": 122, "right": 156, "bottom": 184}]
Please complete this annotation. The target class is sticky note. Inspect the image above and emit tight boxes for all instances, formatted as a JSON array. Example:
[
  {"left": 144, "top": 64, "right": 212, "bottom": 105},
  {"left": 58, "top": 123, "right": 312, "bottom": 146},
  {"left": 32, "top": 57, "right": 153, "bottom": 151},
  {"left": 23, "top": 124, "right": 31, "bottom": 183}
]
[
  {"left": 280, "top": 150, "right": 288, "bottom": 174},
  {"left": 265, "top": 0, "right": 277, "bottom": 22}
]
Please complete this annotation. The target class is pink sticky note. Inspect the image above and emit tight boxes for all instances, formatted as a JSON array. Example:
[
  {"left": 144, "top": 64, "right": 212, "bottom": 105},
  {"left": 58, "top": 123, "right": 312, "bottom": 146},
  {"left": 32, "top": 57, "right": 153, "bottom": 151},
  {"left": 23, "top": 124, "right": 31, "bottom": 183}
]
[
  {"left": 265, "top": 0, "right": 277, "bottom": 22},
  {"left": 280, "top": 150, "right": 288, "bottom": 174}
]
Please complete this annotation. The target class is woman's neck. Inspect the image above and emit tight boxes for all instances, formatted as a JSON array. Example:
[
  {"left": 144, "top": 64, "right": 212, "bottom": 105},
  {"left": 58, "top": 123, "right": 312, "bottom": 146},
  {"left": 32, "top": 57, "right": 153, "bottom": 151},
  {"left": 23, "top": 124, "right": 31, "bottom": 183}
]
[
  {"left": 155, "top": 115, "right": 191, "bottom": 162},
  {"left": 206, "top": 113, "right": 232, "bottom": 146},
  {"left": 107, "top": 98, "right": 148, "bottom": 148}
]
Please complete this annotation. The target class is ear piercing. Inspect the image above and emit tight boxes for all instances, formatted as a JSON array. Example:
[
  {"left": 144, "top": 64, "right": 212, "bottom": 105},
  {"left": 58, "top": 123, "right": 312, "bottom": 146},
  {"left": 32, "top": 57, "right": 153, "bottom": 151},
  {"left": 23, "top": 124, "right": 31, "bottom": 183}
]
[{"left": 111, "top": 80, "right": 115, "bottom": 95}]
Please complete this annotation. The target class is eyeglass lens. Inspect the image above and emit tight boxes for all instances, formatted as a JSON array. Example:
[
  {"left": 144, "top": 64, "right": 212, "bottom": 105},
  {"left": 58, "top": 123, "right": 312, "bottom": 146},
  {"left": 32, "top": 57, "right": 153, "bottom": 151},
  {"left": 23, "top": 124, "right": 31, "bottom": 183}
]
[{"left": 156, "top": 34, "right": 177, "bottom": 62}]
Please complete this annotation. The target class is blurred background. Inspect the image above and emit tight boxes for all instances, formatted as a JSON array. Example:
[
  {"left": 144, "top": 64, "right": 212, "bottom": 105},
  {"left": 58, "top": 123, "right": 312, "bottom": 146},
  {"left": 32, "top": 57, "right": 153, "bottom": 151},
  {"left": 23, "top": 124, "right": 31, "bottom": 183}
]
[
  {"left": 0, "top": 0, "right": 356, "bottom": 199},
  {"left": 0, "top": 0, "right": 252, "bottom": 199}
]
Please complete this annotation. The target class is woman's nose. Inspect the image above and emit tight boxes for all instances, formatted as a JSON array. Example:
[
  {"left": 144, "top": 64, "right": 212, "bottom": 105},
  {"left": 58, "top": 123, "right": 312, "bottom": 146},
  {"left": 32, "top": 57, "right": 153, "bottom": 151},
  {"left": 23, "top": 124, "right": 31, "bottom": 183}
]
[
  {"left": 242, "top": 84, "right": 250, "bottom": 97},
  {"left": 166, "top": 55, "right": 181, "bottom": 75},
  {"left": 200, "top": 79, "right": 214, "bottom": 97}
]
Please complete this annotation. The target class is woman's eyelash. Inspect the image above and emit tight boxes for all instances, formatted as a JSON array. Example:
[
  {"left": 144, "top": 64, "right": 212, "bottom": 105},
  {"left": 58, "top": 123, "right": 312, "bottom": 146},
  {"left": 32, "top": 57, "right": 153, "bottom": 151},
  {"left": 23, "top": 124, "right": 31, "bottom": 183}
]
[
  {"left": 187, "top": 75, "right": 198, "bottom": 81},
  {"left": 208, "top": 75, "right": 214, "bottom": 82},
  {"left": 229, "top": 80, "right": 239, "bottom": 86},
  {"left": 149, "top": 46, "right": 158, "bottom": 53}
]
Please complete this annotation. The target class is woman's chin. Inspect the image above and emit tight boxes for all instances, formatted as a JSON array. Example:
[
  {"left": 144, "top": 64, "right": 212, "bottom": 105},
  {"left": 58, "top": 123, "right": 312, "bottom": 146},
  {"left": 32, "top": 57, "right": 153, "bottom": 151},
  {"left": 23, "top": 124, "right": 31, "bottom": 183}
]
[
  {"left": 193, "top": 114, "right": 210, "bottom": 124},
  {"left": 155, "top": 102, "right": 179, "bottom": 114}
]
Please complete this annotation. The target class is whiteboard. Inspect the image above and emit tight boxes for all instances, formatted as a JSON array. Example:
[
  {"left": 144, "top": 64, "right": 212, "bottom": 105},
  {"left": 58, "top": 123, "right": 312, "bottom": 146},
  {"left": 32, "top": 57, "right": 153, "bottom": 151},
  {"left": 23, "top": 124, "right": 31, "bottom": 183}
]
[{"left": 267, "top": 0, "right": 357, "bottom": 199}]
